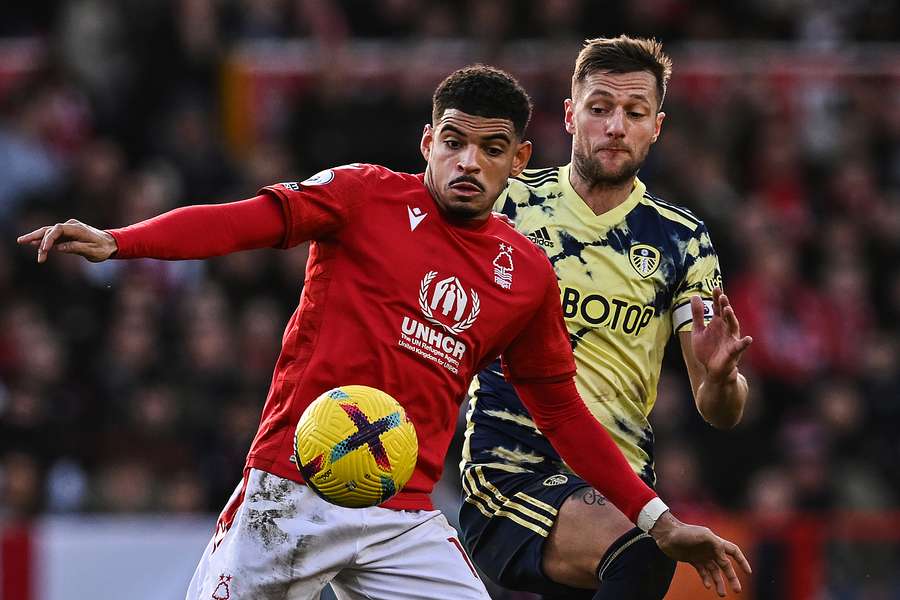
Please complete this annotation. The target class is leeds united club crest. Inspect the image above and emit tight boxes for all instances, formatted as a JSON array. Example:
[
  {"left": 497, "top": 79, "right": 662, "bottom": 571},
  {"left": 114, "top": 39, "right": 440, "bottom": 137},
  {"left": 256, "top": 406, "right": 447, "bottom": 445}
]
[{"left": 629, "top": 244, "right": 661, "bottom": 278}]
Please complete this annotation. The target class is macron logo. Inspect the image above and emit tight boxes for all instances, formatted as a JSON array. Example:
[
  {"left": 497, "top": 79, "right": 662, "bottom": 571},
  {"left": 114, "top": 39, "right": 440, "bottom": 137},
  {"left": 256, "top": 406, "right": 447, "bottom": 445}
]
[{"left": 408, "top": 206, "right": 428, "bottom": 231}]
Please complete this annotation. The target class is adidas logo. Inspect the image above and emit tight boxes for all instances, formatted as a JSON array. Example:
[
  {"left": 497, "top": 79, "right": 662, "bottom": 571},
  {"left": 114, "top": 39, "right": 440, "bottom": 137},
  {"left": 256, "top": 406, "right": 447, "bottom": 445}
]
[{"left": 526, "top": 227, "right": 555, "bottom": 248}]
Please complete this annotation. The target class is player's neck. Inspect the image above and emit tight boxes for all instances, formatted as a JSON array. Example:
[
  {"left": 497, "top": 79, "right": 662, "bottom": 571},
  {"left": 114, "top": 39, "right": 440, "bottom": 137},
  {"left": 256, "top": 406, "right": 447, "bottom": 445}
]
[{"left": 569, "top": 170, "right": 634, "bottom": 216}]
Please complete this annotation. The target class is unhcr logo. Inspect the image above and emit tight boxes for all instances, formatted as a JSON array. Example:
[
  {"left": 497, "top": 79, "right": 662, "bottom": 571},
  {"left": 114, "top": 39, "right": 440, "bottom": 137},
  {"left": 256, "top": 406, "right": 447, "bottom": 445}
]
[{"left": 418, "top": 271, "right": 480, "bottom": 335}]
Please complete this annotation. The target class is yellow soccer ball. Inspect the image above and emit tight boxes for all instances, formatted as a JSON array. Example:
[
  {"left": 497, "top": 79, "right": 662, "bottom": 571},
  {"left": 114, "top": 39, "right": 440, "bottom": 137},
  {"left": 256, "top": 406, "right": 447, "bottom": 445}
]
[{"left": 294, "top": 385, "right": 418, "bottom": 508}]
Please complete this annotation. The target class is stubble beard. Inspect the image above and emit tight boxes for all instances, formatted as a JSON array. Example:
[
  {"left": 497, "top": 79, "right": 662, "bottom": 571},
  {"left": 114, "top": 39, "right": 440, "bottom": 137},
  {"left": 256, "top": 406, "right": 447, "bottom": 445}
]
[
  {"left": 426, "top": 171, "right": 490, "bottom": 220},
  {"left": 444, "top": 200, "right": 486, "bottom": 219},
  {"left": 572, "top": 142, "right": 647, "bottom": 190}
]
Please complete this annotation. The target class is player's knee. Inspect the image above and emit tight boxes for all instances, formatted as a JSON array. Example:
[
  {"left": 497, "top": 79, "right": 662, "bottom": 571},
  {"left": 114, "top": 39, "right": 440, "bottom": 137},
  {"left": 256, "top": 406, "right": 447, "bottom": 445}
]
[{"left": 596, "top": 528, "right": 676, "bottom": 599}]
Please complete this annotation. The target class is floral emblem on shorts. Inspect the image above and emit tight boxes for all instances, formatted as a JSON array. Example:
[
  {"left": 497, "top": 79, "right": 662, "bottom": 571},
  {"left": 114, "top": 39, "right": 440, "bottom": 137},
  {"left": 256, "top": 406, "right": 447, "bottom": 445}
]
[{"left": 211, "top": 574, "right": 232, "bottom": 599}]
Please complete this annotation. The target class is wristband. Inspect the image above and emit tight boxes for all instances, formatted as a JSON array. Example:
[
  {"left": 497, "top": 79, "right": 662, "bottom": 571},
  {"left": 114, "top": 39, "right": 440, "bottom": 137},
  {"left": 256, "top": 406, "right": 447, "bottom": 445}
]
[{"left": 636, "top": 497, "right": 669, "bottom": 532}]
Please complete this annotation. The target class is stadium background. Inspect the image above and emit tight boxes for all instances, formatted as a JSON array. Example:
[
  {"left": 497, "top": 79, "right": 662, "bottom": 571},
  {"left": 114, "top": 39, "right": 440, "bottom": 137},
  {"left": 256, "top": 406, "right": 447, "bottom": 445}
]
[{"left": 1, "top": 1, "right": 898, "bottom": 598}]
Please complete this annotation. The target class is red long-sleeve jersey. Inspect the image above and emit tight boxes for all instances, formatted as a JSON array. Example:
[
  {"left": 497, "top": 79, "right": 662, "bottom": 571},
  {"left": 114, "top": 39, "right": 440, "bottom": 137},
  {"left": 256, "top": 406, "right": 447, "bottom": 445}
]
[{"left": 108, "top": 164, "right": 656, "bottom": 521}]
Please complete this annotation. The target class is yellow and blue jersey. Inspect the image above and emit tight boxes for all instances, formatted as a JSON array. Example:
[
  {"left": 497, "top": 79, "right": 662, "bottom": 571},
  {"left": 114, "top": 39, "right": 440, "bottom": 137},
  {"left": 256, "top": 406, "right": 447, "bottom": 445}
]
[{"left": 462, "top": 165, "right": 721, "bottom": 485}]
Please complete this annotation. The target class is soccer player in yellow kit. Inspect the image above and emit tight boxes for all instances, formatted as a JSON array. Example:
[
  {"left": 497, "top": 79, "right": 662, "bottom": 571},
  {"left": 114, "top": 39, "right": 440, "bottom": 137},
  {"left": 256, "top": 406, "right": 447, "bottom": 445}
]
[{"left": 459, "top": 37, "right": 752, "bottom": 599}]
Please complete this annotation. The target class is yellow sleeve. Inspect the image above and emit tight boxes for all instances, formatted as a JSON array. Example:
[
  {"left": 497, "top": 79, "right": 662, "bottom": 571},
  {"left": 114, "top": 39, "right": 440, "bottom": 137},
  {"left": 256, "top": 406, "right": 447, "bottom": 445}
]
[{"left": 671, "top": 222, "right": 722, "bottom": 333}]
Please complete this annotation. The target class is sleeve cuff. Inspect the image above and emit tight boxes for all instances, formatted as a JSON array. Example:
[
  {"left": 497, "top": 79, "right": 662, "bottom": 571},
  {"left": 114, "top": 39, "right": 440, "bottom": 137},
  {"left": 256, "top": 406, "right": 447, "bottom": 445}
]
[
  {"left": 636, "top": 497, "right": 670, "bottom": 532},
  {"left": 104, "top": 229, "right": 126, "bottom": 259},
  {"left": 258, "top": 187, "right": 294, "bottom": 249}
]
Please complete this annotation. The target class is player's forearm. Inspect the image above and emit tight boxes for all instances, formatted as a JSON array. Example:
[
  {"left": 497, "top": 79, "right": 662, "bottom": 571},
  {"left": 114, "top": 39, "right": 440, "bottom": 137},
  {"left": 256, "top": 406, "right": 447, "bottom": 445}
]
[
  {"left": 108, "top": 194, "right": 285, "bottom": 260},
  {"left": 513, "top": 378, "right": 658, "bottom": 525},
  {"left": 697, "top": 372, "right": 748, "bottom": 429}
]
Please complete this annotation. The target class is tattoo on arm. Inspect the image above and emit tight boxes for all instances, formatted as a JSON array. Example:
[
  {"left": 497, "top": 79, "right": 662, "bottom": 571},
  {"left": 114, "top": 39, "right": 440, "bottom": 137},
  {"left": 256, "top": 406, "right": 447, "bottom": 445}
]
[{"left": 581, "top": 489, "right": 607, "bottom": 506}]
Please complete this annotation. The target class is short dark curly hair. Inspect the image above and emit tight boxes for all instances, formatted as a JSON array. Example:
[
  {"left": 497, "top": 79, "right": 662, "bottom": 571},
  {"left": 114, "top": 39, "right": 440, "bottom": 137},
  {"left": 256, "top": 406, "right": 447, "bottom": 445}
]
[{"left": 432, "top": 65, "right": 533, "bottom": 139}]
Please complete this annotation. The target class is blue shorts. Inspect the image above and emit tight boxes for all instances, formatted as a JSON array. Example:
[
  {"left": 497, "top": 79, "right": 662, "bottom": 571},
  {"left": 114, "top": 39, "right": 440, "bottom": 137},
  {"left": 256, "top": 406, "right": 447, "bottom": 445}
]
[{"left": 458, "top": 465, "right": 597, "bottom": 598}]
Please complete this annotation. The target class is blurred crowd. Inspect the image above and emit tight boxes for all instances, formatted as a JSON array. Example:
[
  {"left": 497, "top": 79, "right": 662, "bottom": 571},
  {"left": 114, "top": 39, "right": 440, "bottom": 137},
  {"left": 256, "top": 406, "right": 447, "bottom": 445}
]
[
  {"left": 1, "top": 2, "right": 899, "bottom": 590},
  {"left": 4, "top": 1, "right": 898, "bottom": 43}
]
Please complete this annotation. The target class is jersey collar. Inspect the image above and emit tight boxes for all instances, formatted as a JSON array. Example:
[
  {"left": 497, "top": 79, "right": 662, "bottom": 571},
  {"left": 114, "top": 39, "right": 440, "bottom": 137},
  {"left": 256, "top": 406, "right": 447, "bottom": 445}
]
[{"left": 560, "top": 164, "right": 645, "bottom": 227}]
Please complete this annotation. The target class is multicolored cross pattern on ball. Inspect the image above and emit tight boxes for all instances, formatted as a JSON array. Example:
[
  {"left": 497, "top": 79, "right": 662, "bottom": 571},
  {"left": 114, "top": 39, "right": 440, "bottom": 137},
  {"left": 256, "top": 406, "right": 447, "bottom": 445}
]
[
  {"left": 331, "top": 402, "right": 403, "bottom": 468},
  {"left": 298, "top": 389, "right": 404, "bottom": 502}
]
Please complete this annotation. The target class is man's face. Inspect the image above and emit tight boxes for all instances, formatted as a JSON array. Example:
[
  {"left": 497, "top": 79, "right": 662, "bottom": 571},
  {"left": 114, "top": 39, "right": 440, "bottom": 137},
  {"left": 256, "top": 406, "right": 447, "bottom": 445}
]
[
  {"left": 421, "top": 109, "right": 532, "bottom": 220},
  {"left": 565, "top": 70, "right": 665, "bottom": 187}
]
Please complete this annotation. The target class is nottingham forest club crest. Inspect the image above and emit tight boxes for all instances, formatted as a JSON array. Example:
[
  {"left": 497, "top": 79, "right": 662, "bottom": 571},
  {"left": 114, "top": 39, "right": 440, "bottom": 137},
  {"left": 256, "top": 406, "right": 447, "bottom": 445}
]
[
  {"left": 419, "top": 272, "right": 480, "bottom": 335},
  {"left": 629, "top": 244, "right": 661, "bottom": 278},
  {"left": 493, "top": 244, "right": 514, "bottom": 289}
]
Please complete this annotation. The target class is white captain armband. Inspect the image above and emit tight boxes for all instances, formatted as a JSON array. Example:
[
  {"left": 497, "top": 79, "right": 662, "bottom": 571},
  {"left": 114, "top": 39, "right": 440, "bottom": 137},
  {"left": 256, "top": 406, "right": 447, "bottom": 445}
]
[{"left": 672, "top": 299, "right": 713, "bottom": 333}]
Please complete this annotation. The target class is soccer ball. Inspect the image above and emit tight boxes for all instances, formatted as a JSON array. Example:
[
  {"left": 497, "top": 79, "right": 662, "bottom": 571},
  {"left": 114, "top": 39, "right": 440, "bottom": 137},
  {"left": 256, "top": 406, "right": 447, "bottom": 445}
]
[{"left": 294, "top": 385, "right": 418, "bottom": 508}]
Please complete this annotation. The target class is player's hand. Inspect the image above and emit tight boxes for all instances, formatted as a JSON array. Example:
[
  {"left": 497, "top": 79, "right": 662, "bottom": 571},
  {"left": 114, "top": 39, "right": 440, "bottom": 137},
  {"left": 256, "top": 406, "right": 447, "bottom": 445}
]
[
  {"left": 690, "top": 288, "right": 752, "bottom": 384},
  {"left": 17, "top": 219, "right": 118, "bottom": 264},
  {"left": 650, "top": 512, "right": 751, "bottom": 596}
]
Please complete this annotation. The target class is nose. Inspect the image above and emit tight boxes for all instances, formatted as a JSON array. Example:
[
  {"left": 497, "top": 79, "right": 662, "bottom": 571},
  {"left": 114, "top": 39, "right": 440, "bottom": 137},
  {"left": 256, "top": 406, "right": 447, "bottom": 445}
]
[
  {"left": 605, "top": 106, "right": 626, "bottom": 139},
  {"left": 456, "top": 145, "right": 481, "bottom": 173}
]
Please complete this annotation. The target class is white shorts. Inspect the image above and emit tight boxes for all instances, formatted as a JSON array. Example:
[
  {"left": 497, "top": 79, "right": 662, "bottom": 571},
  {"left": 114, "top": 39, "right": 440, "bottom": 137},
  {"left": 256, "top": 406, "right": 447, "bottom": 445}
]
[{"left": 186, "top": 468, "right": 490, "bottom": 600}]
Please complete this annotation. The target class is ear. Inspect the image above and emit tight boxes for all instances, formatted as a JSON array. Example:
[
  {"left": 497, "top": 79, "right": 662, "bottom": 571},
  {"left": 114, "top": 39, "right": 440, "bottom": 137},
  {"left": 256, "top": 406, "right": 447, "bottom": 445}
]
[
  {"left": 651, "top": 111, "right": 666, "bottom": 144},
  {"left": 510, "top": 140, "right": 533, "bottom": 177},
  {"left": 420, "top": 124, "right": 434, "bottom": 161},
  {"left": 564, "top": 98, "right": 575, "bottom": 135}
]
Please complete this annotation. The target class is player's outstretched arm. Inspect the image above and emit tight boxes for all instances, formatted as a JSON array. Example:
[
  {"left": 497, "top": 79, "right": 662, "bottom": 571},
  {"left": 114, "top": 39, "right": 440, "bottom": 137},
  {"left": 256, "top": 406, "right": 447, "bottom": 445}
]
[
  {"left": 649, "top": 511, "right": 752, "bottom": 597},
  {"left": 506, "top": 272, "right": 750, "bottom": 594},
  {"left": 17, "top": 195, "right": 286, "bottom": 264},
  {"left": 681, "top": 287, "right": 752, "bottom": 429},
  {"left": 18, "top": 220, "right": 117, "bottom": 263},
  {"left": 515, "top": 378, "right": 751, "bottom": 596}
]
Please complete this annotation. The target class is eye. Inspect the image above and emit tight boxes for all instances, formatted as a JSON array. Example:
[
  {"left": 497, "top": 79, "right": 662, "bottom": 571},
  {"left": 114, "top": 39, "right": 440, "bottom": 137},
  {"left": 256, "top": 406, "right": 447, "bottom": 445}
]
[
  {"left": 628, "top": 112, "right": 646, "bottom": 118},
  {"left": 590, "top": 107, "right": 607, "bottom": 115},
  {"left": 444, "top": 139, "right": 461, "bottom": 149},
  {"left": 485, "top": 147, "right": 504, "bottom": 157}
]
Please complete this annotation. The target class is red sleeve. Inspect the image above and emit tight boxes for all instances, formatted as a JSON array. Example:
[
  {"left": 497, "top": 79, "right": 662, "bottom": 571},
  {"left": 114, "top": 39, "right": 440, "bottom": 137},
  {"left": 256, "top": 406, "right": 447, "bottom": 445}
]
[
  {"left": 513, "top": 378, "right": 658, "bottom": 524},
  {"left": 260, "top": 164, "right": 373, "bottom": 248},
  {"left": 502, "top": 268, "right": 576, "bottom": 383},
  {"left": 107, "top": 194, "right": 285, "bottom": 260}
]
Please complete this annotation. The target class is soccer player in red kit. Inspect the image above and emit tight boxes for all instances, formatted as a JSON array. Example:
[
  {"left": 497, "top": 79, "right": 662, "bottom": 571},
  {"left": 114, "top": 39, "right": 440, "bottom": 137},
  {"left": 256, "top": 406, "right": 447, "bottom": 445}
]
[{"left": 19, "top": 66, "right": 749, "bottom": 599}]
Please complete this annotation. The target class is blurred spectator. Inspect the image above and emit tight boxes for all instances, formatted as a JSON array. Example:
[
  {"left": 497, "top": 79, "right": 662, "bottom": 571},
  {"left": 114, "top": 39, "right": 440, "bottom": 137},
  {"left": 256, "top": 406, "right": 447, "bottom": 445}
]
[
  {"left": 156, "top": 98, "right": 236, "bottom": 201},
  {"left": 779, "top": 416, "right": 833, "bottom": 510},
  {"left": 0, "top": 82, "right": 66, "bottom": 220},
  {"left": 1, "top": 452, "right": 43, "bottom": 517},
  {"left": 655, "top": 442, "right": 719, "bottom": 514},
  {"left": 45, "top": 458, "right": 89, "bottom": 513},
  {"left": 751, "top": 119, "right": 813, "bottom": 243},
  {"left": 730, "top": 237, "right": 831, "bottom": 385},
  {"left": 160, "top": 469, "right": 207, "bottom": 514},
  {"left": 93, "top": 460, "right": 155, "bottom": 513},
  {"left": 746, "top": 467, "right": 796, "bottom": 600}
]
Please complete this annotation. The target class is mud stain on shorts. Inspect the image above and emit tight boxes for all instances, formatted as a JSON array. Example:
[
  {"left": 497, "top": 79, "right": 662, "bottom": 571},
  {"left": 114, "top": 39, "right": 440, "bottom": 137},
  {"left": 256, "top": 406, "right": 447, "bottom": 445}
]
[{"left": 246, "top": 472, "right": 298, "bottom": 550}]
